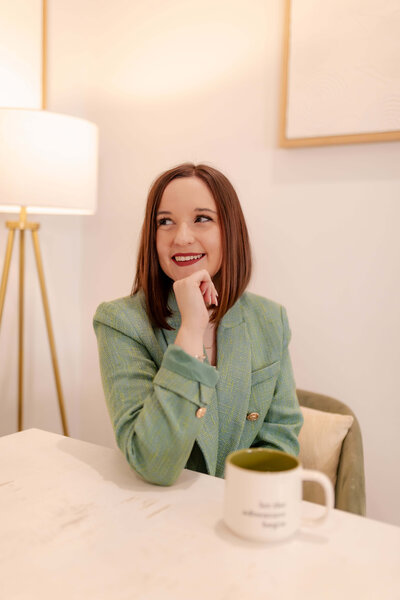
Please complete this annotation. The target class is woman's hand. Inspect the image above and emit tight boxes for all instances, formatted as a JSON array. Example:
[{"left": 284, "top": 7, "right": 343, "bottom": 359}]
[
  {"left": 173, "top": 270, "right": 218, "bottom": 358},
  {"left": 173, "top": 269, "right": 218, "bottom": 331}
]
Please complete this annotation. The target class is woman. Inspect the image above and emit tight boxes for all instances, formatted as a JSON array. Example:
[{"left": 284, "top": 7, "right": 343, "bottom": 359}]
[{"left": 94, "top": 163, "right": 303, "bottom": 485}]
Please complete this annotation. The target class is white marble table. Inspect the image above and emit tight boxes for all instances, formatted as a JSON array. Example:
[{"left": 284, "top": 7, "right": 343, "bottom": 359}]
[{"left": 0, "top": 429, "right": 399, "bottom": 600}]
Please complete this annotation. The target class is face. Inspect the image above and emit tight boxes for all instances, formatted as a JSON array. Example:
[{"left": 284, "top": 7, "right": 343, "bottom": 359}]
[{"left": 155, "top": 176, "right": 222, "bottom": 282}]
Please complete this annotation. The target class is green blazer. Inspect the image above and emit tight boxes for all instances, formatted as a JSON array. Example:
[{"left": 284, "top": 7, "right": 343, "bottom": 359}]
[{"left": 93, "top": 290, "right": 303, "bottom": 486}]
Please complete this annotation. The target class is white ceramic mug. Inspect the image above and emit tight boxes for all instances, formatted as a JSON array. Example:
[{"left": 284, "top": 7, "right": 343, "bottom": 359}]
[{"left": 224, "top": 448, "right": 334, "bottom": 543}]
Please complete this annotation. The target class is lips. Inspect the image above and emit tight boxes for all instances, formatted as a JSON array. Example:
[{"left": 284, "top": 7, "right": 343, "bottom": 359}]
[{"left": 172, "top": 253, "right": 205, "bottom": 266}]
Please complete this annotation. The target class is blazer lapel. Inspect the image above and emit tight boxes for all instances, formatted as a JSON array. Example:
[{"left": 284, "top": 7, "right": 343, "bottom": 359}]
[
  {"left": 198, "top": 297, "right": 252, "bottom": 476},
  {"left": 159, "top": 293, "right": 251, "bottom": 477},
  {"left": 157, "top": 292, "right": 181, "bottom": 351},
  {"left": 161, "top": 292, "right": 220, "bottom": 475}
]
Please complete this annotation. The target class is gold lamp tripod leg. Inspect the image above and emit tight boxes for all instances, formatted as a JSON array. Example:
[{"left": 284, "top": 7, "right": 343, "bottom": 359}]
[
  {"left": 18, "top": 227, "right": 25, "bottom": 431},
  {"left": 0, "top": 229, "right": 15, "bottom": 325},
  {"left": 31, "top": 229, "right": 69, "bottom": 436},
  {"left": 0, "top": 208, "right": 69, "bottom": 436}
]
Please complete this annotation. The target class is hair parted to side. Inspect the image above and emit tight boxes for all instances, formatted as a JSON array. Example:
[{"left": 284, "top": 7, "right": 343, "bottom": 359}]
[{"left": 132, "top": 163, "right": 252, "bottom": 330}]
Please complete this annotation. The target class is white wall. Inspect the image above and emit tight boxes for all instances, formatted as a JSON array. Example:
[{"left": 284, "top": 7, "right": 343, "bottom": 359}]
[{"left": 2, "top": 0, "right": 398, "bottom": 525}]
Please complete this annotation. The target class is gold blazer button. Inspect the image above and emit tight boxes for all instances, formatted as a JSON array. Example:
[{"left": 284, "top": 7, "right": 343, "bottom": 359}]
[
  {"left": 196, "top": 407, "right": 207, "bottom": 418},
  {"left": 246, "top": 412, "right": 260, "bottom": 421}
]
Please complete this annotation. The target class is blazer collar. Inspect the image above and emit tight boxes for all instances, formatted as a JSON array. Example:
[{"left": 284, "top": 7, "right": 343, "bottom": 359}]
[
  {"left": 218, "top": 297, "right": 243, "bottom": 329},
  {"left": 162, "top": 291, "right": 180, "bottom": 347}
]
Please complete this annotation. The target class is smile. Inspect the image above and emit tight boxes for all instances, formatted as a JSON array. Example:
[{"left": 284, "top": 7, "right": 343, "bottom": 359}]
[{"left": 172, "top": 253, "right": 205, "bottom": 266}]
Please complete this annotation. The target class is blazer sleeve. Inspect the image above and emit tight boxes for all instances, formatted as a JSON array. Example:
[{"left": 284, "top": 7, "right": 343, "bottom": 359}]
[
  {"left": 251, "top": 306, "right": 303, "bottom": 456},
  {"left": 93, "top": 302, "right": 219, "bottom": 486}
]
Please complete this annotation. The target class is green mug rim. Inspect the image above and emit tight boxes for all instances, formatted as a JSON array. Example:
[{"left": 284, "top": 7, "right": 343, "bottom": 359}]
[{"left": 226, "top": 448, "right": 299, "bottom": 473}]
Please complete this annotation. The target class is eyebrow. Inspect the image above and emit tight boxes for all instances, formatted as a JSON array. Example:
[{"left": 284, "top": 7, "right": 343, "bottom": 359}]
[
  {"left": 156, "top": 208, "right": 217, "bottom": 215},
  {"left": 195, "top": 208, "right": 217, "bottom": 214}
]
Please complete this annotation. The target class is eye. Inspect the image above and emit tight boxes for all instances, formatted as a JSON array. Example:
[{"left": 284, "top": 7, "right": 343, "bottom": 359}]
[
  {"left": 157, "top": 217, "right": 173, "bottom": 227},
  {"left": 195, "top": 214, "right": 212, "bottom": 223}
]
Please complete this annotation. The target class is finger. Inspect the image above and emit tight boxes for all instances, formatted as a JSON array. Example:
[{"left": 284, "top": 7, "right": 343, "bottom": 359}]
[
  {"left": 209, "top": 286, "right": 218, "bottom": 306},
  {"left": 198, "top": 282, "right": 210, "bottom": 306},
  {"left": 205, "top": 284, "right": 212, "bottom": 305},
  {"left": 203, "top": 282, "right": 217, "bottom": 306},
  {"left": 199, "top": 278, "right": 217, "bottom": 305},
  {"left": 210, "top": 283, "right": 218, "bottom": 305},
  {"left": 203, "top": 283, "right": 212, "bottom": 306},
  {"left": 200, "top": 281, "right": 208, "bottom": 296},
  {"left": 190, "top": 269, "right": 213, "bottom": 287}
]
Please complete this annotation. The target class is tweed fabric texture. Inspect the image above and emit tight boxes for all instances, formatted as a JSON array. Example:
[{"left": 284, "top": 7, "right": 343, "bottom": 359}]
[{"left": 93, "top": 290, "right": 303, "bottom": 485}]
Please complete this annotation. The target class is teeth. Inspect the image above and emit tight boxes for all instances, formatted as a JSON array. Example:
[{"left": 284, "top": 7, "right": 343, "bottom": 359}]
[{"left": 174, "top": 254, "right": 203, "bottom": 262}]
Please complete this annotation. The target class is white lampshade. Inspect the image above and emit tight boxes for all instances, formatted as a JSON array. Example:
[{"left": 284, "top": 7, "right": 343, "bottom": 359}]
[{"left": 0, "top": 109, "right": 98, "bottom": 215}]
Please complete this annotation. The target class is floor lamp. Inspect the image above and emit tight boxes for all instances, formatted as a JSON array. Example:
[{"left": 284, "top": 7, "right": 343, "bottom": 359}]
[{"left": 0, "top": 108, "right": 98, "bottom": 435}]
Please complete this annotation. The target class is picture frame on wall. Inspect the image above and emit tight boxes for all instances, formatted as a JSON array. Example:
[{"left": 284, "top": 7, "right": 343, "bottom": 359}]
[{"left": 280, "top": 0, "right": 400, "bottom": 148}]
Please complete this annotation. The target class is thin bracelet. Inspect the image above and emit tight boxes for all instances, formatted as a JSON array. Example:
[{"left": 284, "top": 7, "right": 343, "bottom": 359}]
[{"left": 193, "top": 354, "right": 206, "bottom": 362}]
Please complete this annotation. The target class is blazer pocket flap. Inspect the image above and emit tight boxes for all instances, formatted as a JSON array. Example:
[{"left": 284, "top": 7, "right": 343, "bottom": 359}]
[{"left": 251, "top": 361, "right": 280, "bottom": 386}]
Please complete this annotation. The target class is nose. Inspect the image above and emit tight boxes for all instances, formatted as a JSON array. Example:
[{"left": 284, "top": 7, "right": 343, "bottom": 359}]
[{"left": 174, "top": 222, "right": 195, "bottom": 246}]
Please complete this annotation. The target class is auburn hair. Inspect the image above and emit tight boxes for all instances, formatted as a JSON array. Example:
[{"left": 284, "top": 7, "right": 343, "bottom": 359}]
[{"left": 132, "top": 163, "right": 252, "bottom": 329}]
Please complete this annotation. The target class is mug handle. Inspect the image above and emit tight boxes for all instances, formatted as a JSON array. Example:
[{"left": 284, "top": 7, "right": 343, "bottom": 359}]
[{"left": 301, "top": 469, "right": 335, "bottom": 526}]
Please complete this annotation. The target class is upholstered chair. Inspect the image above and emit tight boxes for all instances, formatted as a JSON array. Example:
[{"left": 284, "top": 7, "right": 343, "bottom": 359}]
[{"left": 297, "top": 389, "right": 366, "bottom": 516}]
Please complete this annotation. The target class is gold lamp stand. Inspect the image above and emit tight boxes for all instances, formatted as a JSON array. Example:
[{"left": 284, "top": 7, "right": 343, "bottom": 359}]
[{"left": 0, "top": 207, "right": 69, "bottom": 435}]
